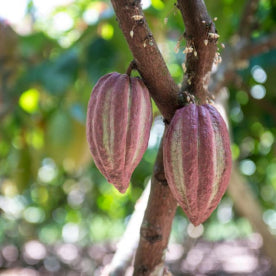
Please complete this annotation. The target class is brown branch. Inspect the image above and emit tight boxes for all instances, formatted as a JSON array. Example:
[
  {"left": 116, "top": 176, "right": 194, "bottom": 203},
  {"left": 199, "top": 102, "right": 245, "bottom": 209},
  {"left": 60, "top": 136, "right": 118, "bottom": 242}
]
[
  {"left": 210, "top": 32, "right": 276, "bottom": 95},
  {"left": 110, "top": 1, "right": 180, "bottom": 274},
  {"left": 111, "top": 1, "right": 222, "bottom": 275},
  {"left": 133, "top": 141, "right": 178, "bottom": 275},
  {"left": 177, "top": 0, "right": 218, "bottom": 103},
  {"left": 209, "top": 0, "right": 273, "bottom": 96},
  {"left": 111, "top": 0, "right": 179, "bottom": 122},
  {"left": 239, "top": 32, "right": 276, "bottom": 60},
  {"left": 238, "top": 0, "right": 260, "bottom": 38}
]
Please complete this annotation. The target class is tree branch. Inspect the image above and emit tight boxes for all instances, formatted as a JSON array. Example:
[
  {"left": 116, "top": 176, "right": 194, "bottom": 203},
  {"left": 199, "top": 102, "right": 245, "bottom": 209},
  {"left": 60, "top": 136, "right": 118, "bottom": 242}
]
[
  {"left": 238, "top": 0, "right": 260, "bottom": 38},
  {"left": 133, "top": 142, "right": 177, "bottom": 275},
  {"left": 110, "top": 1, "right": 180, "bottom": 275},
  {"left": 239, "top": 32, "right": 276, "bottom": 60},
  {"left": 228, "top": 165, "right": 276, "bottom": 268},
  {"left": 110, "top": 0, "right": 179, "bottom": 122},
  {"left": 111, "top": 1, "right": 224, "bottom": 275},
  {"left": 177, "top": 0, "right": 218, "bottom": 103},
  {"left": 210, "top": 32, "right": 276, "bottom": 95}
]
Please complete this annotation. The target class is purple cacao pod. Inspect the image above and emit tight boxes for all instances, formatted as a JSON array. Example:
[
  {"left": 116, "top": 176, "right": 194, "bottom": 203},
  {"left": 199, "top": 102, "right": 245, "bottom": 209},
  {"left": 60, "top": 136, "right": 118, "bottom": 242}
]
[
  {"left": 86, "top": 72, "right": 152, "bottom": 193},
  {"left": 163, "top": 103, "right": 232, "bottom": 225}
]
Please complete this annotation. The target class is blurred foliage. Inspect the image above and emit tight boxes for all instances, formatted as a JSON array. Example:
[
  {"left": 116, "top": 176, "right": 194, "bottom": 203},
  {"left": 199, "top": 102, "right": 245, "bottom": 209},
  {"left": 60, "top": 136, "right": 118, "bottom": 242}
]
[{"left": 0, "top": 0, "right": 275, "bottom": 259}]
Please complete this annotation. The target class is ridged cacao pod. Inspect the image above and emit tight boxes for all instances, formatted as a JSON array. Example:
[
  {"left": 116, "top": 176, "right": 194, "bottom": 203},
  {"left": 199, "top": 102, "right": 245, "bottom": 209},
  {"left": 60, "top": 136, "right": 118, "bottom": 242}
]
[
  {"left": 86, "top": 72, "right": 153, "bottom": 193},
  {"left": 163, "top": 103, "right": 232, "bottom": 226}
]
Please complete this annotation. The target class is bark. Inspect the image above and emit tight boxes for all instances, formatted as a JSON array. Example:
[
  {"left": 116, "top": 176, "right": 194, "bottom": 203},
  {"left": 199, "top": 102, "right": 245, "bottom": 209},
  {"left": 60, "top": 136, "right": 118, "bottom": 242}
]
[
  {"left": 133, "top": 143, "right": 177, "bottom": 275},
  {"left": 110, "top": 1, "right": 180, "bottom": 272},
  {"left": 111, "top": 0, "right": 218, "bottom": 274},
  {"left": 177, "top": 0, "right": 217, "bottom": 103},
  {"left": 110, "top": 0, "right": 179, "bottom": 122}
]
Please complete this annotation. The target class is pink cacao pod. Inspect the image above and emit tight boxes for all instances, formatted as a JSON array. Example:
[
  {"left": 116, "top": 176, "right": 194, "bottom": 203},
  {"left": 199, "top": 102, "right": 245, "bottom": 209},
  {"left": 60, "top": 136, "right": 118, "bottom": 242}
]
[
  {"left": 86, "top": 72, "right": 153, "bottom": 193},
  {"left": 163, "top": 103, "right": 232, "bottom": 225}
]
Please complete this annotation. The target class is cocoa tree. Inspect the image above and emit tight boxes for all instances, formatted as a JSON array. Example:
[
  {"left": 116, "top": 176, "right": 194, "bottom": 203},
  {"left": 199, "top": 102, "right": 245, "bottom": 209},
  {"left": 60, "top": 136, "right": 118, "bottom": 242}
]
[
  {"left": 101, "top": 0, "right": 276, "bottom": 275},
  {"left": 0, "top": 0, "right": 275, "bottom": 275}
]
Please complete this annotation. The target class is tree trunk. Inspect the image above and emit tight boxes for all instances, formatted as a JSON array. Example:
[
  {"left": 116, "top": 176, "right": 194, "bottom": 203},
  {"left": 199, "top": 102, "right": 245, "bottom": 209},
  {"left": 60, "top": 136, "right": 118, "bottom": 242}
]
[
  {"left": 133, "top": 141, "right": 177, "bottom": 275},
  {"left": 228, "top": 166, "right": 276, "bottom": 268}
]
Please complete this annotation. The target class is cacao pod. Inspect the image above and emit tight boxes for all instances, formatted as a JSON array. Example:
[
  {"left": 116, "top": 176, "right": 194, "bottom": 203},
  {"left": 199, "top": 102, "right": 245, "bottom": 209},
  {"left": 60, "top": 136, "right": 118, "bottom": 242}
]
[
  {"left": 86, "top": 72, "right": 153, "bottom": 193},
  {"left": 163, "top": 103, "right": 232, "bottom": 225}
]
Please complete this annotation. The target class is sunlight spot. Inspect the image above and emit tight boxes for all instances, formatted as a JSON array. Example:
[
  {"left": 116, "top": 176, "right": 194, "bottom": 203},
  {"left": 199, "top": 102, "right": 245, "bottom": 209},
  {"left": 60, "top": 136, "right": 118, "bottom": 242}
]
[
  {"left": 187, "top": 223, "right": 204, "bottom": 238},
  {"left": 33, "top": 0, "right": 73, "bottom": 17},
  {"left": 100, "top": 23, "right": 114, "bottom": 40},
  {"left": 251, "top": 65, "right": 267, "bottom": 83},
  {"left": 250, "top": 85, "right": 266, "bottom": 99},
  {"left": 83, "top": 9, "right": 99, "bottom": 25},
  {"left": 24, "top": 207, "right": 45, "bottom": 223},
  {"left": 0, "top": 0, "right": 28, "bottom": 23},
  {"left": 240, "top": 159, "right": 256, "bottom": 176},
  {"left": 142, "top": 0, "right": 151, "bottom": 9},
  {"left": 19, "top": 89, "right": 40, "bottom": 114},
  {"left": 56, "top": 243, "right": 78, "bottom": 263},
  {"left": 53, "top": 12, "right": 73, "bottom": 32},
  {"left": 217, "top": 199, "right": 233, "bottom": 223},
  {"left": 24, "top": 240, "right": 47, "bottom": 260},
  {"left": 0, "top": 195, "right": 26, "bottom": 219},
  {"left": 151, "top": 0, "right": 164, "bottom": 10},
  {"left": 62, "top": 223, "right": 80, "bottom": 243},
  {"left": 148, "top": 117, "right": 165, "bottom": 148},
  {"left": 68, "top": 189, "right": 85, "bottom": 207},
  {"left": 263, "top": 210, "right": 276, "bottom": 229},
  {"left": 223, "top": 255, "right": 258, "bottom": 273},
  {"left": 38, "top": 158, "right": 57, "bottom": 183}
]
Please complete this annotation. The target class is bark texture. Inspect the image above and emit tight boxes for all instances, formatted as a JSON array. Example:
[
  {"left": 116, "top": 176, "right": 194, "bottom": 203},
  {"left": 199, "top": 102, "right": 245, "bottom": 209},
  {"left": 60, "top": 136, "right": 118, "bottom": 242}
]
[
  {"left": 177, "top": 0, "right": 218, "bottom": 103},
  {"left": 111, "top": 0, "right": 179, "bottom": 122},
  {"left": 133, "top": 144, "right": 177, "bottom": 275}
]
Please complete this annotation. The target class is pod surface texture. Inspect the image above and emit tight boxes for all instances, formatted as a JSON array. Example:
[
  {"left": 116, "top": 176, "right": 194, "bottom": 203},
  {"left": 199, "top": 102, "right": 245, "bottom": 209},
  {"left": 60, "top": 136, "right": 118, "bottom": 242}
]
[
  {"left": 86, "top": 72, "right": 153, "bottom": 193},
  {"left": 163, "top": 103, "right": 232, "bottom": 225}
]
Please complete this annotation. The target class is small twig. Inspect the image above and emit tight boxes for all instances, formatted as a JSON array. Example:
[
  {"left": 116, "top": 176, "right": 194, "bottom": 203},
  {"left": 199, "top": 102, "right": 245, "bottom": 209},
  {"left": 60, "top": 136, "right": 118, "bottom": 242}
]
[
  {"left": 239, "top": 32, "right": 276, "bottom": 60},
  {"left": 238, "top": 0, "right": 260, "bottom": 38},
  {"left": 210, "top": 32, "right": 276, "bottom": 95},
  {"left": 126, "top": 60, "right": 137, "bottom": 76}
]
